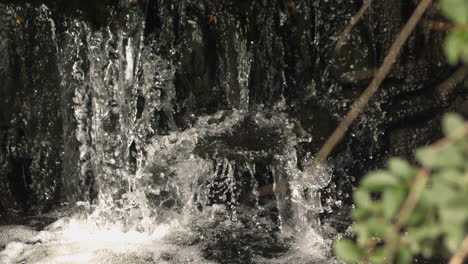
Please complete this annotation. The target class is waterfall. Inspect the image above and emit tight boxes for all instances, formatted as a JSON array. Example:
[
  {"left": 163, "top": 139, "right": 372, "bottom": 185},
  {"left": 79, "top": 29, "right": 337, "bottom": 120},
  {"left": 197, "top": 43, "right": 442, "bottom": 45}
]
[
  {"left": 1, "top": 1, "right": 393, "bottom": 262},
  {"left": 56, "top": 1, "right": 331, "bottom": 234},
  {"left": 50, "top": 4, "right": 338, "bottom": 263}
]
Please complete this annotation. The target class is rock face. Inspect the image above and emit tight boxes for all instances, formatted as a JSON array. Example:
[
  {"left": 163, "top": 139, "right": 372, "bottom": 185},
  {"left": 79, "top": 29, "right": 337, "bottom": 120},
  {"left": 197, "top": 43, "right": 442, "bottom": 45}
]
[
  {"left": 0, "top": 5, "right": 63, "bottom": 213},
  {"left": 0, "top": 0, "right": 466, "bottom": 214}
]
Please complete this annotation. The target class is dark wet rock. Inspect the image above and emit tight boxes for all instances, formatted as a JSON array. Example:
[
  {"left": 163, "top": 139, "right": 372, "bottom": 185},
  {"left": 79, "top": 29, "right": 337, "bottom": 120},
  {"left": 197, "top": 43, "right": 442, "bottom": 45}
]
[
  {"left": 164, "top": 231, "right": 201, "bottom": 247},
  {"left": 191, "top": 218, "right": 291, "bottom": 264},
  {"left": 0, "top": 226, "right": 39, "bottom": 249},
  {"left": 0, "top": 5, "right": 63, "bottom": 213},
  {"left": 160, "top": 251, "right": 174, "bottom": 261},
  {"left": 194, "top": 113, "right": 294, "bottom": 163}
]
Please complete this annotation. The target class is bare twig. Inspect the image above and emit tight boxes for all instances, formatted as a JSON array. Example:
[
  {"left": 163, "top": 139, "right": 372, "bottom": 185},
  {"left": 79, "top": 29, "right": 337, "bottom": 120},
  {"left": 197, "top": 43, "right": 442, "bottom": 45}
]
[
  {"left": 423, "top": 19, "right": 468, "bottom": 32},
  {"left": 316, "top": 0, "right": 434, "bottom": 162},
  {"left": 435, "top": 65, "right": 468, "bottom": 101},
  {"left": 394, "top": 170, "right": 429, "bottom": 228},
  {"left": 335, "top": 0, "right": 374, "bottom": 52},
  {"left": 449, "top": 235, "right": 468, "bottom": 264},
  {"left": 385, "top": 168, "right": 430, "bottom": 263}
]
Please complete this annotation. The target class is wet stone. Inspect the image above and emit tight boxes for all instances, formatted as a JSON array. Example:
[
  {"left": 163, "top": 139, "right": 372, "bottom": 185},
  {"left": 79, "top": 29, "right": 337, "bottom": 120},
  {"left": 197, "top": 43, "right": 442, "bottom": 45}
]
[
  {"left": 191, "top": 218, "right": 291, "bottom": 264},
  {"left": 194, "top": 113, "right": 297, "bottom": 163}
]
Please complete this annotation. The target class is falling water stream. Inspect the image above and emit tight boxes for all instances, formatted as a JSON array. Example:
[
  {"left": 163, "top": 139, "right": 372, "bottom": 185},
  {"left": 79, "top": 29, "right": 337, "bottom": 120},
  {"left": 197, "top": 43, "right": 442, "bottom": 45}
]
[{"left": 0, "top": 3, "right": 341, "bottom": 263}]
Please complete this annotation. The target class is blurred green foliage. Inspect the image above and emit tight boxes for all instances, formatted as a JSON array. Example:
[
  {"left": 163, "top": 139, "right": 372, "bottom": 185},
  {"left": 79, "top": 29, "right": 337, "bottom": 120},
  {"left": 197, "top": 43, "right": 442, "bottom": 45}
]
[
  {"left": 334, "top": 113, "right": 468, "bottom": 263},
  {"left": 334, "top": 1, "right": 468, "bottom": 261},
  {"left": 441, "top": 0, "right": 468, "bottom": 64}
]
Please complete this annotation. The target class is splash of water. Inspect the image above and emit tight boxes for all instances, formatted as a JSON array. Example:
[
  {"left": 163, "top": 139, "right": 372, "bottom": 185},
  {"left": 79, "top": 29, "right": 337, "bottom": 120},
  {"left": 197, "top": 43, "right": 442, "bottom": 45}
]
[{"left": 1, "top": 2, "right": 340, "bottom": 262}]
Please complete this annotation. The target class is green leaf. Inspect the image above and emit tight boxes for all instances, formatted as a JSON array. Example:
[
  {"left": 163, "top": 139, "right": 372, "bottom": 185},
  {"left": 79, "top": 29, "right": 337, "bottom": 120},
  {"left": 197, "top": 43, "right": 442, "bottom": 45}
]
[
  {"left": 408, "top": 221, "right": 441, "bottom": 242},
  {"left": 369, "top": 202, "right": 384, "bottom": 215},
  {"left": 334, "top": 239, "right": 363, "bottom": 263},
  {"left": 421, "top": 241, "right": 435, "bottom": 258},
  {"left": 418, "top": 189, "right": 432, "bottom": 208},
  {"left": 441, "top": 0, "right": 468, "bottom": 24},
  {"left": 388, "top": 157, "right": 415, "bottom": 180},
  {"left": 434, "top": 145, "right": 464, "bottom": 169},
  {"left": 366, "top": 218, "right": 390, "bottom": 238},
  {"left": 406, "top": 206, "right": 426, "bottom": 226},
  {"left": 353, "top": 223, "right": 371, "bottom": 247},
  {"left": 408, "top": 236, "right": 421, "bottom": 253},
  {"left": 351, "top": 208, "right": 370, "bottom": 220},
  {"left": 443, "top": 113, "right": 466, "bottom": 138},
  {"left": 425, "top": 183, "right": 457, "bottom": 206},
  {"left": 361, "top": 170, "right": 399, "bottom": 191},
  {"left": 435, "top": 168, "right": 462, "bottom": 186},
  {"left": 445, "top": 226, "right": 466, "bottom": 253},
  {"left": 439, "top": 204, "right": 468, "bottom": 227},
  {"left": 460, "top": 138, "right": 468, "bottom": 158},
  {"left": 353, "top": 189, "right": 372, "bottom": 209},
  {"left": 415, "top": 147, "right": 435, "bottom": 167},
  {"left": 383, "top": 187, "right": 406, "bottom": 220},
  {"left": 369, "top": 246, "right": 387, "bottom": 264},
  {"left": 444, "top": 31, "right": 468, "bottom": 65},
  {"left": 415, "top": 144, "right": 466, "bottom": 169},
  {"left": 396, "top": 247, "right": 412, "bottom": 264}
]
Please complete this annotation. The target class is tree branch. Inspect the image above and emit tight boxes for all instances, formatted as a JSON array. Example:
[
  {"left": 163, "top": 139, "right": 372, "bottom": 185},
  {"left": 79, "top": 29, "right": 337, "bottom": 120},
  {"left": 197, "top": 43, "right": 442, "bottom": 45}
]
[
  {"left": 435, "top": 65, "right": 468, "bottom": 102},
  {"left": 450, "top": 235, "right": 468, "bottom": 264},
  {"left": 385, "top": 168, "right": 429, "bottom": 263},
  {"left": 316, "top": 0, "right": 434, "bottom": 162},
  {"left": 335, "top": 0, "right": 374, "bottom": 52},
  {"left": 423, "top": 20, "right": 468, "bottom": 32}
]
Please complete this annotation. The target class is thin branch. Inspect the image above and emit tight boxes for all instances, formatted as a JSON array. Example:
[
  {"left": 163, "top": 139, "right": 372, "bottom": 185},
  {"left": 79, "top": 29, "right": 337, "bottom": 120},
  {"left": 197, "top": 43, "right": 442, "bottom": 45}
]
[
  {"left": 394, "top": 169, "right": 429, "bottom": 228},
  {"left": 385, "top": 168, "right": 429, "bottom": 263},
  {"left": 335, "top": 0, "right": 374, "bottom": 52},
  {"left": 431, "top": 122, "right": 468, "bottom": 149},
  {"left": 316, "top": 0, "right": 434, "bottom": 163},
  {"left": 423, "top": 19, "right": 468, "bottom": 32},
  {"left": 449, "top": 235, "right": 468, "bottom": 264},
  {"left": 435, "top": 65, "right": 468, "bottom": 101}
]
